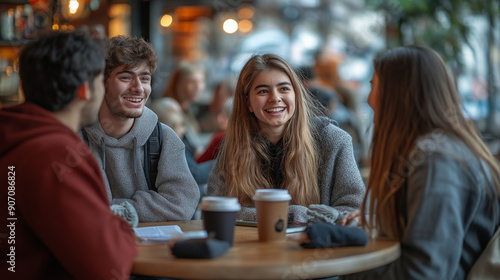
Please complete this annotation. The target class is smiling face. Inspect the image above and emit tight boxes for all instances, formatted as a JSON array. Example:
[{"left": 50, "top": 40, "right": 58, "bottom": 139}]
[
  {"left": 247, "top": 69, "right": 296, "bottom": 141},
  {"left": 102, "top": 62, "right": 152, "bottom": 119}
]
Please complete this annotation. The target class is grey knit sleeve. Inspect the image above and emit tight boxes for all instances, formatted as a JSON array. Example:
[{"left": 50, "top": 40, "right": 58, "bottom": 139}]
[{"left": 318, "top": 124, "right": 365, "bottom": 213}]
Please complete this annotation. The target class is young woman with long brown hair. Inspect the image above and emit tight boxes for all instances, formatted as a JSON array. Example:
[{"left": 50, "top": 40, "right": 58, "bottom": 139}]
[
  {"left": 207, "top": 54, "right": 365, "bottom": 223},
  {"left": 341, "top": 46, "right": 500, "bottom": 279}
]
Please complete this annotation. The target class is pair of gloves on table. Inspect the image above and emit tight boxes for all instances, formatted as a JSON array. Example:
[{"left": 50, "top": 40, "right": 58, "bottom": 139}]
[
  {"left": 171, "top": 204, "right": 369, "bottom": 258},
  {"left": 110, "top": 202, "right": 367, "bottom": 255},
  {"left": 171, "top": 222, "right": 370, "bottom": 258}
]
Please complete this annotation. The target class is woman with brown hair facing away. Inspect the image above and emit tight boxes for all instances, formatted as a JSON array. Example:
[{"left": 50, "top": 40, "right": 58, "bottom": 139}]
[
  {"left": 340, "top": 46, "right": 500, "bottom": 279},
  {"left": 207, "top": 54, "right": 365, "bottom": 223},
  {"left": 162, "top": 61, "right": 207, "bottom": 158}
]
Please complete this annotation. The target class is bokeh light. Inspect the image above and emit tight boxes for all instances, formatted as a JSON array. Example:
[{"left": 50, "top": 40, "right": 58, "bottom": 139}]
[
  {"left": 238, "top": 7, "right": 254, "bottom": 20},
  {"left": 239, "top": 20, "right": 253, "bottom": 33},
  {"left": 223, "top": 19, "right": 238, "bottom": 34},
  {"left": 160, "top": 14, "right": 173, "bottom": 27}
]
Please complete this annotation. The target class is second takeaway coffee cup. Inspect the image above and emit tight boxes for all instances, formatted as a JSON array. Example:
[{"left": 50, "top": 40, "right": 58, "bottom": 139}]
[
  {"left": 200, "top": 196, "right": 241, "bottom": 246},
  {"left": 253, "top": 189, "right": 292, "bottom": 242}
]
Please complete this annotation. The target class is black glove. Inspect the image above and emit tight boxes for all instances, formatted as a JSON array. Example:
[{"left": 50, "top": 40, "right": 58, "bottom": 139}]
[
  {"left": 172, "top": 239, "right": 231, "bottom": 259},
  {"left": 301, "top": 222, "right": 368, "bottom": 249}
]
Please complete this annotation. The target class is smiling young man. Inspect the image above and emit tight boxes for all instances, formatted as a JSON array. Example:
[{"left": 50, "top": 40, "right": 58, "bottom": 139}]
[{"left": 81, "top": 36, "right": 199, "bottom": 222}]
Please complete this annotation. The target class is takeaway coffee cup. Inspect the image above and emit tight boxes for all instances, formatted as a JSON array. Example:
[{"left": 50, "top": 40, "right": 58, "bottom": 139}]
[
  {"left": 253, "top": 189, "right": 292, "bottom": 242},
  {"left": 200, "top": 196, "right": 241, "bottom": 246}
]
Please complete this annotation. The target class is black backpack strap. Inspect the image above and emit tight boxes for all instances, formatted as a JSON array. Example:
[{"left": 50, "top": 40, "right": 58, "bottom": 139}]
[
  {"left": 81, "top": 128, "right": 89, "bottom": 145},
  {"left": 144, "top": 121, "right": 162, "bottom": 191}
]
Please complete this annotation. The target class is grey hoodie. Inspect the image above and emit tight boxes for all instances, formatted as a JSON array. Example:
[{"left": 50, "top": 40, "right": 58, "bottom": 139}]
[{"left": 82, "top": 107, "right": 200, "bottom": 222}]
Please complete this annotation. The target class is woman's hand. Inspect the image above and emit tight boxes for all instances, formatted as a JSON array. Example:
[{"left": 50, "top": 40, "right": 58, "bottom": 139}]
[{"left": 338, "top": 209, "right": 361, "bottom": 226}]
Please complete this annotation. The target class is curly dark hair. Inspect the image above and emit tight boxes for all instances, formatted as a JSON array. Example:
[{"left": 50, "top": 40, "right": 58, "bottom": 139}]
[
  {"left": 18, "top": 30, "right": 105, "bottom": 112},
  {"left": 104, "top": 36, "right": 158, "bottom": 81}
]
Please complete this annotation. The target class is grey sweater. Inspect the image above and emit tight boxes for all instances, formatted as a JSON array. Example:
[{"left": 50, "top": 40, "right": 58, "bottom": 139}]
[
  {"left": 82, "top": 107, "right": 200, "bottom": 222},
  {"left": 207, "top": 120, "right": 366, "bottom": 222},
  {"left": 342, "top": 132, "right": 500, "bottom": 280}
]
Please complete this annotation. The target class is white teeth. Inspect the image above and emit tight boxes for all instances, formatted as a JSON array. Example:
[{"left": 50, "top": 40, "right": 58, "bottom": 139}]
[
  {"left": 266, "top": 108, "right": 284, "bottom": 113},
  {"left": 125, "top": 98, "right": 142, "bottom": 102}
]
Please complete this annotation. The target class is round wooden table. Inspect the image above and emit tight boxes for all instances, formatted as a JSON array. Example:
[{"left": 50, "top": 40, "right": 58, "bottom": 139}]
[{"left": 132, "top": 220, "right": 400, "bottom": 279}]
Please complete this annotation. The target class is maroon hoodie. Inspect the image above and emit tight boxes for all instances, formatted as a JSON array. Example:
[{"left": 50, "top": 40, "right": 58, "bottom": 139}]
[{"left": 0, "top": 103, "right": 137, "bottom": 279}]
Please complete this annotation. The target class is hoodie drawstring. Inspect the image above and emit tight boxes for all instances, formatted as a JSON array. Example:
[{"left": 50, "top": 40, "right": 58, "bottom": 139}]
[{"left": 133, "top": 137, "right": 138, "bottom": 176}]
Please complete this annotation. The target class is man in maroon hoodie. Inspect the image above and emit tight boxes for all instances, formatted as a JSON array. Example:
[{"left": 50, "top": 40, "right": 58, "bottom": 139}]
[{"left": 0, "top": 30, "right": 137, "bottom": 279}]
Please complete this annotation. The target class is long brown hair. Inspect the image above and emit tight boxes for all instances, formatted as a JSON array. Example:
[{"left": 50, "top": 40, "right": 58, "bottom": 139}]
[
  {"left": 218, "top": 54, "right": 321, "bottom": 206},
  {"left": 363, "top": 46, "right": 500, "bottom": 239}
]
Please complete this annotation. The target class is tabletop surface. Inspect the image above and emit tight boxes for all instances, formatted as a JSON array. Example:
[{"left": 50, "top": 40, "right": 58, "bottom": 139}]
[{"left": 132, "top": 220, "right": 400, "bottom": 280}]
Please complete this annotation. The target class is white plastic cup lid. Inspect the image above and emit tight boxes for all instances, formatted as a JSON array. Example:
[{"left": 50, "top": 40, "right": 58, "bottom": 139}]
[
  {"left": 252, "top": 189, "right": 292, "bottom": 201},
  {"left": 200, "top": 196, "right": 241, "bottom": 212}
]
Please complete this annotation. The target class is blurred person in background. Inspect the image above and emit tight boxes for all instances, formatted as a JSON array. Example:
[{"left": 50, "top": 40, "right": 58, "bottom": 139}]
[
  {"left": 0, "top": 30, "right": 136, "bottom": 279},
  {"left": 314, "top": 49, "right": 358, "bottom": 112},
  {"left": 207, "top": 54, "right": 365, "bottom": 224},
  {"left": 162, "top": 60, "right": 207, "bottom": 158},
  {"left": 197, "top": 97, "right": 234, "bottom": 163},
  {"left": 297, "top": 65, "right": 365, "bottom": 165},
  {"left": 149, "top": 97, "right": 215, "bottom": 197},
  {"left": 198, "top": 76, "right": 236, "bottom": 133},
  {"left": 340, "top": 46, "right": 500, "bottom": 279},
  {"left": 296, "top": 65, "right": 337, "bottom": 116},
  {"left": 81, "top": 36, "right": 199, "bottom": 222}
]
